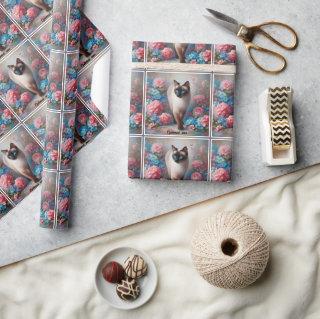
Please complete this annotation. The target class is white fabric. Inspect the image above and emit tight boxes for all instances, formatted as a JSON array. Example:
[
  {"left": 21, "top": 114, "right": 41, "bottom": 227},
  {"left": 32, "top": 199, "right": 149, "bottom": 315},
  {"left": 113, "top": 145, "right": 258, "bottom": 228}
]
[{"left": 1, "top": 165, "right": 320, "bottom": 319}]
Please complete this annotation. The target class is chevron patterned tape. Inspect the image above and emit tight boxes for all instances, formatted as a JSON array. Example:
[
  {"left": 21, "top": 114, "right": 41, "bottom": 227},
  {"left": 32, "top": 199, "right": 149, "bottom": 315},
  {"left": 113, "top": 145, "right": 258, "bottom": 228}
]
[{"left": 269, "top": 87, "right": 291, "bottom": 150}]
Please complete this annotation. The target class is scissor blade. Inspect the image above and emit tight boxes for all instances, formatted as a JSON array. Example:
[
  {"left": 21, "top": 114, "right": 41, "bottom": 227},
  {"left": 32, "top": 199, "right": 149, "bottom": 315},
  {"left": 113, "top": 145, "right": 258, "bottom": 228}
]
[{"left": 205, "top": 8, "right": 240, "bottom": 35}]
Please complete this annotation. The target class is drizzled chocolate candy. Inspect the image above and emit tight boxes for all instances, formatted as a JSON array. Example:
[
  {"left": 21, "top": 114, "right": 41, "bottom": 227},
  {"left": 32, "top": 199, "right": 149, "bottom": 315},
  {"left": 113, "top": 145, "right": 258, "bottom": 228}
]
[
  {"left": 124, "top": 254, "right": 148, "bottom": 279},
  {"left": 116, "top": 277, "right": 140, "bottom": 301}
]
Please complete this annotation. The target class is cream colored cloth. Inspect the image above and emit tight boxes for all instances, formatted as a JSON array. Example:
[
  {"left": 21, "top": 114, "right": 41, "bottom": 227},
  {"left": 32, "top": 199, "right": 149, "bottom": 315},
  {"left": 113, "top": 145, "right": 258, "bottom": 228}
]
[{"left": 1, "top": 165, "right": 320, "bottom": 319}]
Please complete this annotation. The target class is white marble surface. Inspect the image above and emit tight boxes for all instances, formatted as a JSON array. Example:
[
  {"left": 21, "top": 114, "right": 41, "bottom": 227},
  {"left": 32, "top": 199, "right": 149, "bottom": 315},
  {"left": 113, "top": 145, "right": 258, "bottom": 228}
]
[{"left": 1, "top": 0, "right": 319, "bottom": 266}]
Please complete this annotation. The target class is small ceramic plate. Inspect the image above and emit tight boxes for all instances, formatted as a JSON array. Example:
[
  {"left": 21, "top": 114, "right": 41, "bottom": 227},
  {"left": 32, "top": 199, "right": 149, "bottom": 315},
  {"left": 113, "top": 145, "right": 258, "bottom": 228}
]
[{"left": 95, "top": 247, "right": 158, "bottom": 310}]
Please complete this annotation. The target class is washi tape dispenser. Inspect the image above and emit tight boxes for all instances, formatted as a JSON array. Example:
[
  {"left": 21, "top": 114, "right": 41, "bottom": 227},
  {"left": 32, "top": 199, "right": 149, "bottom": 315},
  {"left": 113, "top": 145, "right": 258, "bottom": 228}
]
[{"left": 259, "top": 86, "right": 297, "bottom": 166}]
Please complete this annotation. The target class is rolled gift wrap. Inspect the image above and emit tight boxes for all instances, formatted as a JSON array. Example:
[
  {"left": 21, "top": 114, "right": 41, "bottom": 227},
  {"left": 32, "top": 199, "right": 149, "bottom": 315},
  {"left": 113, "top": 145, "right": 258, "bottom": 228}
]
[
  {"left": 40, "top": 0, "right": 82, "bottom": 229},
  {"left": 191, "top": 211, "right": 269, "bottom": 289}
]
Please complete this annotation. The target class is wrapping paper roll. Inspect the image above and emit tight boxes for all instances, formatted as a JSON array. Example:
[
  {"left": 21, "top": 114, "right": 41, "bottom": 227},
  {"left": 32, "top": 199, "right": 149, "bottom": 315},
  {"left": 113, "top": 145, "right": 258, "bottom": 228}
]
[{"left": 40, "top": 0, "right": 82, "bottom": 229}]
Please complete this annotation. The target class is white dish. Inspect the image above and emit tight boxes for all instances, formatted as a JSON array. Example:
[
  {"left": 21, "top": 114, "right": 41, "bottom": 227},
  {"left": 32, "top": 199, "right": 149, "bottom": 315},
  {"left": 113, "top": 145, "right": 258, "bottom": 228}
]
[{"left": 94, "top": 247, "right": 158, "bottom": 310}]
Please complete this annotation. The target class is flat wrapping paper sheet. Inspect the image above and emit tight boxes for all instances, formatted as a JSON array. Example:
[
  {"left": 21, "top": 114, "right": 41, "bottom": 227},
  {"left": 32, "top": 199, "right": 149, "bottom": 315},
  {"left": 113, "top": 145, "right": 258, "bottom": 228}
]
[
  {"left": 0, "top": 0, "right": 110, "bottom": 220},
  {"left": 129, "top": 41, "right": 236, "bottom": 182}
]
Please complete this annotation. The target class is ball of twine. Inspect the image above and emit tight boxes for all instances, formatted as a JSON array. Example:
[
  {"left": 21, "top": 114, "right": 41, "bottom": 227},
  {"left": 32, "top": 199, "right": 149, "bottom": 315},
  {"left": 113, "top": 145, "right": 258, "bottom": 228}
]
[{"left": 191, "top": 211, "right": 269, "bottom": 289}]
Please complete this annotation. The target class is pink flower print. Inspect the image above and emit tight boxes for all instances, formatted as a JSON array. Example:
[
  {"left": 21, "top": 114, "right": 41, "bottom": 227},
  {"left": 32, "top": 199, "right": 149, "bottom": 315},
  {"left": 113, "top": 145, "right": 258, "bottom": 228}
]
[
  {"left": 6, "top": 89, "right": 20, "bottom": 106},
  {"left": 20, "top": 91, "right": 32, "bottom": 104},
  {"left": 159, "top": 112, "right": 173, "bottom": 125},
  {"left": 193, "top": 95, "right": 207, "bottom": 106},
  {"left": 38, "top": 67, "right": 48, "bottom": 79},
  {"left": 0, "top": 174, "right": 14, "bottom": 189},
  {"left": 145, "top": 166, "right": 162, "bottom": 179},
  {"left": 70, "top": 19, "right": 81, "bottom": 33},
  {"left": 57, "top": 31, "right": 65, "bottom": 43},
  {"left": 3, "top": 109, "right": 12, "bottom": 119},
  {"left": 130, "top": 92, "right": 141, "bottom": 104},
  {"left": 50, "top": 150, "right": 58, "bottom": 161},
  {"left": 219, "top": 144, "right": 232, "bottom": 160},
  {"left": 47, "top": 131, "right": 56, "bottom": 142},
  {"left": 202, "top": 50, "right": 212, "bottom": 62},
  {"left": 150, "top": 42, "right": 165, "bottom": 50},
  {"left": 0, "top": 194, "right": 7, "bottom": 205},
  {"left": 50, "top": 71, "right": 60, "bottom": 81},
  {"left": 53, "top": 12, "right": 63, "bottom": 20},
  {"left": 79, "top": 77, "right": 89, "bottom": 89},
  {"left": 153, "top": 78, "right": 166, "bottom": 91},
  {"left": 12, "top": 4, "right": 26, "bottom": 20},
  {"left": 32, "top": 152, "right": 43, "bottom": 164},
  {"left": 0, "top": 23, "right": 8, "bottom": 33},
  {"left": 193, "top": 107, "right": 204, "bottom": 118},
  {"left": 135, "top": 47, "right": 144, "bottom": 60},
  {"left": 43, "top": 191, "right": 54, "bottom": 201},
  {"left": 58, "top": 197, "right": 69, "bottom": 212},
  {"left": 227, "top": 115, "right": 234, "bottom": 128},
  {"left": 95, "top": 31, "right": 104, "bottom": 40},
  {"left": 147, "top": 100, "right": 164, "bottom": 116},
  {"left": 195, "top": 44, "right": 206, "bottom": 52},
  {"left": 200, "top": 115, "right": 209, "bottom": 127},
  {"left": 216, "top": 44, "right": 233, "bottom": 52},
  {"left": 88, "top": 115, "right": 97, "bottom": 126},
  {"left": 128, "top": 157, "right": 138, "bottom": 169},
  {"left": 192, "top": 160, "right": 204, "bottom": 170},
  {"left": 216, "top": 102, "right": 232, "bottom": 117},
  {"left": 47, "top": 209, "right": 55, "bottom": 220},
  {"left": 161, "top": 47, "right": 174, "bottom": 60},
  {"left": 128, "top": 169, "right": 135, "bottom": 178},
  {"left": 191, "top": 172, "right": 203, "bottom": 181},
  {"left": 9, "top": 24, "right": 19, "bottom": 34},
  {"left": 40, "top": 32, "right": 50, "bottom": 43},
  {"left": 132, "top": 41, "right": 140, "bottom": 49},
  {"left": 53, "top": 23, "right": 61, "bottom": 32},
  {"left": 64, "top": 176, "right": 72, "bottom": 186},
  {"left": 86, "top": 27, "right": 94, "bottom": 38},
  {"left": 14, "top": 177, "right": 27, "bottom": 190},
  {"left": 25, "top": 143, "right": 37, "bottom": 153},
  {"left": 0, "top": 72, "right": 7, "bottom": 82},
  {"left": 151, "top": 143, "right": 164, "bottom": 156},
  {"left": 213, "top": 168, "right": 230, "bottom": 182},
  {"left": 42, "top": 201, "right": 49, "bottom": 211},
  {"left": 33, "top": 117, "right": 44, "bottom": 129},
  {"left": 50, "top": 82, "right": 57, "bottom": 91},
  {"left": 31, "top": 58, "right": 41, "bottom": 69},
  {"left": 228, "top": 50, "right": 237, "bottom": 63},
  {"left": 45, "top": 142, "right": 53, "bottom": 151},
  {"left": 130, "top": 104, "right": 137, "bottom": 114},
  {"left": 26, "top": 7, "right": 39, "bottom": 19},
  {"left": 71, "top": 58, "right": 78, "bottom": 68},
  {"left": 62, "top": 138, "right": 73, "bottom": 152},
  {"left": 221, "top": 80, "right": 234, "bottom": 93},
  {"left": 68, "top": 118, "right": 75, "bottom": 127},
  {"left": 66, "top": 78, "right": 77, "bottom": 94},
  {"left": 78, "top": 113, "right": 87, "bottom": 125},
  {"left": 54, "top": 90, "right": 62, "bottom": 102},
  {"left": 133, "top": 113, "right": 142, "bottom": 125}
]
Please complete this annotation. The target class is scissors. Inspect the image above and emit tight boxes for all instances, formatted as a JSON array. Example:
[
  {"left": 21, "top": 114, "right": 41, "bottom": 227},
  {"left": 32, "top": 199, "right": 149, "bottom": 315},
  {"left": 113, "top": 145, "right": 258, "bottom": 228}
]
[{"left": 205, "top": 9, "right": 298, "bottom": 74}]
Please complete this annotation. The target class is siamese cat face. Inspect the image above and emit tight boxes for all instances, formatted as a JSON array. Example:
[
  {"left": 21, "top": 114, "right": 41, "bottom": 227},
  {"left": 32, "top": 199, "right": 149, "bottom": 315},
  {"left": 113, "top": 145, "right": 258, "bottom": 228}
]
[
  {"left": 1, "top": 143, "right": 19, "bottom": 160},
  {"left": 7, "top": 58, "right": 25, "bottom": 75},
  {"left": 173, "top": 80, "right": 190, "bottom": 98},
  {"left": 171, "top": 145, "right": 188, "bottom": 163}
]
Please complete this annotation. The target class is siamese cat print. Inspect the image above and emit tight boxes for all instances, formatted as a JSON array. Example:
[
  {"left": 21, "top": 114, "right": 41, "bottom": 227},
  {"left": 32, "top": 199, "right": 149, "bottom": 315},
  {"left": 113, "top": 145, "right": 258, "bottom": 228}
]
[
  {"left": 1, "top": 143, "right": 39, "bottom": 184},
  {"left": 165, "top": 145, "right": 189, "bottom": 180},
  {"left": 174, "top": 43, "right": 187, "bottom": 63},
  {"left": 7, "top": 58, "right": 44, "bottom": 97},
  {"left": 167, "top": 80, "right": 191, "bottom": 130}
]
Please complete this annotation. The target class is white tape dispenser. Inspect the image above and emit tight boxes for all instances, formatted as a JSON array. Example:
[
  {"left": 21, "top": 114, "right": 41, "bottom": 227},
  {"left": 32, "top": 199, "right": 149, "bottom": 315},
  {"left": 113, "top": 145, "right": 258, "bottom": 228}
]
[{"left": 259, "top": 86, "right": 297, "bottom": 166}]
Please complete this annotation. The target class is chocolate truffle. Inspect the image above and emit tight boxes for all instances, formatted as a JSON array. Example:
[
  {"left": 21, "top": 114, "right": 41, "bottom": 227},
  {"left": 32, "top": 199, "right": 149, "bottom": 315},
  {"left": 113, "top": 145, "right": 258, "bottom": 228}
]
[
  {"left": 116, "top": 278, "right": 140, "bottom": 301},
  {"left": 102, "top": 261, "right": 125, "bottom": 284},
  {"left": 124, "top": 254, "right": 148, "bottom": 279}
]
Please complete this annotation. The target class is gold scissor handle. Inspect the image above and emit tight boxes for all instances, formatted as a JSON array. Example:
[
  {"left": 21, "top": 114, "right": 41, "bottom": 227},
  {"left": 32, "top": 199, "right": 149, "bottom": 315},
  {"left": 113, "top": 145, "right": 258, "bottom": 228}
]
[
  {"left": 249, "top": 21, "right": 298, "bottom": 50},
  {"left": 244, "top": 42, "right": 287, "bottom": 74}
]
